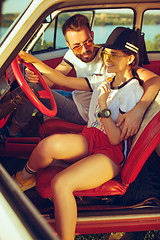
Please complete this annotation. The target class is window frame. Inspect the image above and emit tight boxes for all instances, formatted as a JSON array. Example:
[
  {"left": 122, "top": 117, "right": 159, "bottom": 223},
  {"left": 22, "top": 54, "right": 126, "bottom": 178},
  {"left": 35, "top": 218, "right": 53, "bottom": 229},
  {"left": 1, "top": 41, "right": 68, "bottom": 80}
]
[
  {"left": 141, "top": 8, "right": 160, "bottom": 53},
  {"left": 30, "top": 7, "right": 135, "bottom": 54}
]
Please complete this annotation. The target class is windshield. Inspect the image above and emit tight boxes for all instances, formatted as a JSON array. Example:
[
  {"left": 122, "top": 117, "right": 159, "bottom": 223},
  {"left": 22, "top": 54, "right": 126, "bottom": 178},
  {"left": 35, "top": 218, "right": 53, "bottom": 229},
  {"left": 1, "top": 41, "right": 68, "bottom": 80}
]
[{"left": 0, "top": 0, "right": 32, "bottom": 42}]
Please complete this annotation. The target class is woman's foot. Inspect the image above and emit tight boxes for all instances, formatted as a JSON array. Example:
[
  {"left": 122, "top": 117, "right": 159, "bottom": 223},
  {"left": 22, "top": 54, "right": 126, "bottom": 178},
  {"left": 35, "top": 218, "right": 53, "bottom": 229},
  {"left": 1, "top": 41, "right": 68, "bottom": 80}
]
[{"left": 13, "top": 171, "right": 36, "bottom": 192}]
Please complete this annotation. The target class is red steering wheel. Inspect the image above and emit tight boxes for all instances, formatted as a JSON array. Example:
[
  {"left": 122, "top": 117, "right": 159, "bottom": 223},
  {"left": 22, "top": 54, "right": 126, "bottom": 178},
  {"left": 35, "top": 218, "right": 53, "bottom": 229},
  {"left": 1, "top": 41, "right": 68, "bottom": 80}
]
[{"left": 11, "top": 56, "right": 57, "bottom": 117}]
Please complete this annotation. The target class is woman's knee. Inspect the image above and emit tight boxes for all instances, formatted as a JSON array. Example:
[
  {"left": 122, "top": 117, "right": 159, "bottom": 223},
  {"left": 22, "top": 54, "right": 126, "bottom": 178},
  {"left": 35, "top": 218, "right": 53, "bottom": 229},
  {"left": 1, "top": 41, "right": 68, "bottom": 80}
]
[
  {"left": 51, "top": 170, "right": 75, "bottom": 198},
  {"left": 36, "top": 134, "right": 63, "bottom": 158},
  {"left": 51, "top": 173, "right": 67, "bottom": 198}
]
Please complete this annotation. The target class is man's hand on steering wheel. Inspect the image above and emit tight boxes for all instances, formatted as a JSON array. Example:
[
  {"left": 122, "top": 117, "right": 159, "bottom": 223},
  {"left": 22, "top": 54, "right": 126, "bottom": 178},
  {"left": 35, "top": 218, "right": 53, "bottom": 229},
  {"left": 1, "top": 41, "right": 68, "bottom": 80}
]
[{"left": 25, "top": 68, "right": 40, "bottom": 84}]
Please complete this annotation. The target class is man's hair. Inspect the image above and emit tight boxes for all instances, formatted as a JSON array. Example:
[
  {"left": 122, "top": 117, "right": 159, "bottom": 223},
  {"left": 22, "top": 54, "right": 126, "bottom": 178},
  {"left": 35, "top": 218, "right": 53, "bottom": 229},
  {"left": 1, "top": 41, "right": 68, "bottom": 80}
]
[{"left": 62, "top": 14, "right": 91, "bottom": 39}]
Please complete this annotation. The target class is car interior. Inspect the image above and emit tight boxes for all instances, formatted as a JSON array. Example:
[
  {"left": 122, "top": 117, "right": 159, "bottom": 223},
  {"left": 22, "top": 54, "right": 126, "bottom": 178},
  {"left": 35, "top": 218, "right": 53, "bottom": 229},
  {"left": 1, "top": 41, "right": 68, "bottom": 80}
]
[{"left": 0, "top": 0, "right": 160, "bottom": 235}]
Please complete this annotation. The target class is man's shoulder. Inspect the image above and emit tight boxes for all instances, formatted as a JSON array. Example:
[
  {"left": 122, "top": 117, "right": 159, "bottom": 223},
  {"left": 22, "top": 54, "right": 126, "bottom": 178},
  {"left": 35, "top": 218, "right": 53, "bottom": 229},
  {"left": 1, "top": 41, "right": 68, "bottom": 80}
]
[{"left": 63, "top": 48, "right": 74, "bottom": 59}]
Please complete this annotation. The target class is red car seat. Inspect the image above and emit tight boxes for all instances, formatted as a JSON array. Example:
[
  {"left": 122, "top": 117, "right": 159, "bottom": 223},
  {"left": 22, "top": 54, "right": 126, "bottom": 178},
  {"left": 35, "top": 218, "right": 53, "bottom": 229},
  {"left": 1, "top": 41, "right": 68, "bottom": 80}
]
[{"left": 36, "top": 92, "right": 160, "bottom": 199}]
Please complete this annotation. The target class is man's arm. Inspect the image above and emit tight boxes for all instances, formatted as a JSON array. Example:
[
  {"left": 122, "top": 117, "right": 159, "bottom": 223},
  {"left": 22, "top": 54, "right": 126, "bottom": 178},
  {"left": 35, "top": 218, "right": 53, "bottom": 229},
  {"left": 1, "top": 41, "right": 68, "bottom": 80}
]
[
  {"left": 55, "top": 59, "right": 73, "bottom": 75},
  {"left": 137, "top": 67, "right": 160, "bottom": 104},
  {"left": 117, "top": 67, "right": 160, "bottom": 140}
]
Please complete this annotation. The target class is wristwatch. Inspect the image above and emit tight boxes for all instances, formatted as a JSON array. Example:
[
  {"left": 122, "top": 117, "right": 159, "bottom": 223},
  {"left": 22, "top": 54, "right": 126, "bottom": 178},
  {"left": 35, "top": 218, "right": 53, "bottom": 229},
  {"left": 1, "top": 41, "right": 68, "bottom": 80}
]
[{"left": 98, "top": 109, "right": 111, "bottom": 118}]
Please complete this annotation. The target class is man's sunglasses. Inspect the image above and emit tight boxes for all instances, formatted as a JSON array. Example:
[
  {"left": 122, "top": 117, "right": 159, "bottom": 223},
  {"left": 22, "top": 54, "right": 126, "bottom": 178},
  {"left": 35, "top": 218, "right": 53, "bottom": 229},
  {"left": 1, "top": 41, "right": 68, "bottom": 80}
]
[{"left": 71, "top": 39, "right": 93, "bottom": 53}]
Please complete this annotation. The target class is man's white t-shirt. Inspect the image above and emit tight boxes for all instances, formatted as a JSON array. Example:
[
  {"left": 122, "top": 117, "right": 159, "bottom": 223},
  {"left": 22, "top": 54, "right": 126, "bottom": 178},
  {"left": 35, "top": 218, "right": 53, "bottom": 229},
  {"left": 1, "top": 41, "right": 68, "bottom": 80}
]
[{"left": 63, "top": 48, "right": 103, "bottom": 122}]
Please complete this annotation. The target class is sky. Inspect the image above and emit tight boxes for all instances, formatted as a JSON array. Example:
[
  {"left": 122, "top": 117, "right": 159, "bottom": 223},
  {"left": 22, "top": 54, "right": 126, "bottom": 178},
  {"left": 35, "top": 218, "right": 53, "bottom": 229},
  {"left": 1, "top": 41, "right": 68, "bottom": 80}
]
[{"left": 2, "top": 0, "right": 31, "bottom": 14}]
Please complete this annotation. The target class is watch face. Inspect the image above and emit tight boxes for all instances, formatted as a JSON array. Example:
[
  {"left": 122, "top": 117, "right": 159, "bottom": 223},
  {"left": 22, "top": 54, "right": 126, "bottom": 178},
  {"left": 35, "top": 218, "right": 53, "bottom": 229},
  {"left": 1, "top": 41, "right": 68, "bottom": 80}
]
[{"left": 104, "top": 110, "right": 110, "bottom": 117}]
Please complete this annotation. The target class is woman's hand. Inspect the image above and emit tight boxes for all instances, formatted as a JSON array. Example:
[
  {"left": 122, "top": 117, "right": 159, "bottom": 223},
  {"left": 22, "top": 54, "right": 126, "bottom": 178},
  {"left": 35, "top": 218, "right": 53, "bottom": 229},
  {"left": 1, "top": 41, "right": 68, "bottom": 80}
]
[
  {"left": 98, "top": 80, "right": 111, "bottom": 107},
  {"left": 19, "top": 50, "right": 38, "bottom": 63},
  {"left": 19, "top": 51, "right": 43, "bottom": 84}
]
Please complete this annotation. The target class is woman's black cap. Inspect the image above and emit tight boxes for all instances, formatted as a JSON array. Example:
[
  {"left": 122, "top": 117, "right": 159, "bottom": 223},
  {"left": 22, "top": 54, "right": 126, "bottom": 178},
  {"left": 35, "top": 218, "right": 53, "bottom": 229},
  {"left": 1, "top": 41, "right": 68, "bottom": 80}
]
[{"left": 99, "top": 27, "right": 139, "bottom": 54}]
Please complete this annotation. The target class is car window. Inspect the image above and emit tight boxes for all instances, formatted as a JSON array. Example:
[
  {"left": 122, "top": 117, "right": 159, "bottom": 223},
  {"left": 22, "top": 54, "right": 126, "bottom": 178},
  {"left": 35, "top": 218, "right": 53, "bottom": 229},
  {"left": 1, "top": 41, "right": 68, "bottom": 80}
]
[
  {"left": 32, "top": 20, "right": 56, "bottom": 52},
  {"left": 0, "top": 0, "right": 31, "bottom": 41},
  {"left": 32, "top": 8, "right": 134, "bottom": 53},
  {"left": 93, "top": 9, "right": 134, "bottom": 45},
  {"left": 142, "top": 9, "right": 160, "bottom": 52}
]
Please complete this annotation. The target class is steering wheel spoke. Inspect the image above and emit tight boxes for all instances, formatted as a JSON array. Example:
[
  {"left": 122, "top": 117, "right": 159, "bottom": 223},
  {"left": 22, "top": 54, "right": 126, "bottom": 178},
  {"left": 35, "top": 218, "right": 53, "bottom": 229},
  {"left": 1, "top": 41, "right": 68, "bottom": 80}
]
[{"left": 38, "top": 90, "right": 51, "bottom": 99}]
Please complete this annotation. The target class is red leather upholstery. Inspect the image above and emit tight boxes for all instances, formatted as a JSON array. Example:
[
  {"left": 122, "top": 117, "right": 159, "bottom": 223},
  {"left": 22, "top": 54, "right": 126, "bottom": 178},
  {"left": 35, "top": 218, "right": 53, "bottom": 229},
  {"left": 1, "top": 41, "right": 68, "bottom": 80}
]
[
  {"left": 39, "top": 118, "right": 84, "bottom": 139},
  {"left": 143, "top": 61, "right": 160, "bottom": 76},
  {"left": 121, "top": 112, "right": 160, "bottom": 185}
]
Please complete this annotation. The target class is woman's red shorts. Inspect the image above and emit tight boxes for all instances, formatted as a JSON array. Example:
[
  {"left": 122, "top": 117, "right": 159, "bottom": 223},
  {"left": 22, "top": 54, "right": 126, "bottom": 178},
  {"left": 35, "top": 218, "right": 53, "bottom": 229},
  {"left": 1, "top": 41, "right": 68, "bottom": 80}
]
[{"left": 80, "top": 126, "right": 124, "bottom": 168}]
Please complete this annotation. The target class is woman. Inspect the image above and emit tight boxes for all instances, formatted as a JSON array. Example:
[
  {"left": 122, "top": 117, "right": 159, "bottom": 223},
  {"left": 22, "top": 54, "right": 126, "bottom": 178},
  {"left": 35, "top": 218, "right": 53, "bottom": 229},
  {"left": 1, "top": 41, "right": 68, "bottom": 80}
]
[{"left": 14, "top": 27, "right": 144, "bottom": 240}]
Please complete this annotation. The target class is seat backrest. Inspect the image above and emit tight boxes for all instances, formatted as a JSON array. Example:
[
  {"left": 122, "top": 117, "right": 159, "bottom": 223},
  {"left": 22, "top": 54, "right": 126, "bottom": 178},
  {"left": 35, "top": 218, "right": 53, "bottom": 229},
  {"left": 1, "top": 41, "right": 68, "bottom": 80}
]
[
  {"left": 143, "top": 61, "right": 160, "bottom": 76},
  {"left": 121, "top": 91, "right": 160, "bottom": 185}
]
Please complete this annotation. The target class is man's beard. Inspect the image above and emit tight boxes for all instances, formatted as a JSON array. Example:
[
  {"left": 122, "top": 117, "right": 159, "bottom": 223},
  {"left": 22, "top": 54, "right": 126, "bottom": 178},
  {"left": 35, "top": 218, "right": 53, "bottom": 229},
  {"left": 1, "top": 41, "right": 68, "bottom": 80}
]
[{"left": 75, "top": 50, "right": 94, "bottom": 63}]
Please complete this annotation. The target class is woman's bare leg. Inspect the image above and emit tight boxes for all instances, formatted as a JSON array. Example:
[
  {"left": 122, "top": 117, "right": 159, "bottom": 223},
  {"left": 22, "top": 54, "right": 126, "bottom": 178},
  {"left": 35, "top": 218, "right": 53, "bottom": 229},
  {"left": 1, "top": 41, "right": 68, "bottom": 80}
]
[
  {"left": 27, "top": 133, "right": 88, "bottom": 171},
  {"left": 51, "top": 153, "right": 120, "bottom": 240}
]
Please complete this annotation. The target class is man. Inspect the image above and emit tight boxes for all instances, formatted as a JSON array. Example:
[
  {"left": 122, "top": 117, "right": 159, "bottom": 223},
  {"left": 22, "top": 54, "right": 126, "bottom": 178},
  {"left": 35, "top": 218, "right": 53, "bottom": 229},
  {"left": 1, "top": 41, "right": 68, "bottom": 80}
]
[{"left": 0, "top": 14, "right": 160, "bottom": 139}]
